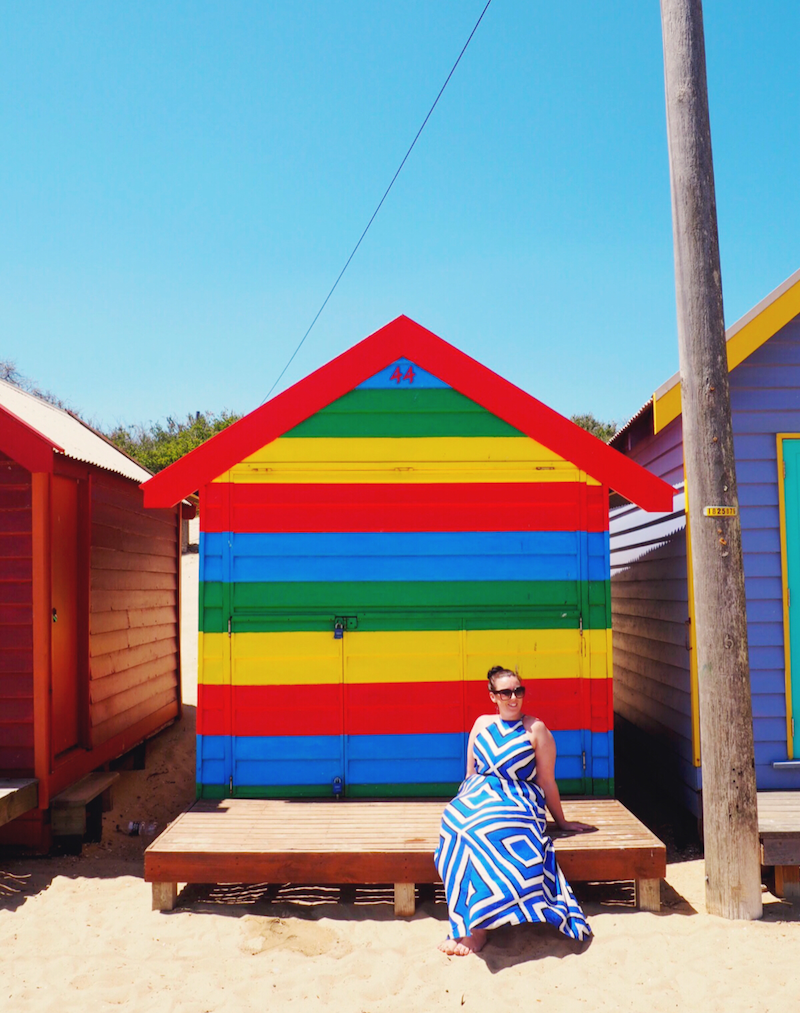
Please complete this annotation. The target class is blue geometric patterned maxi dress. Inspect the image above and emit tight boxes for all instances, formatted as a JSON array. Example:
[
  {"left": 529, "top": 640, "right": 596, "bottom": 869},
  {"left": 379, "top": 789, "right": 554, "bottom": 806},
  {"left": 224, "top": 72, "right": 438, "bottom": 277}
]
[{"left": 434, "top": 717, "right": 591, "bottom": 941}]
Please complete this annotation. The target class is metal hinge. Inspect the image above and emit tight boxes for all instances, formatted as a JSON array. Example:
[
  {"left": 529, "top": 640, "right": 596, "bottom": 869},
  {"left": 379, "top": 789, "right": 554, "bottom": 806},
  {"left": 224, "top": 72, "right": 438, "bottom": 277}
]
[
  {"left": 579, "top": 614, "right": 583, "bottom": 633},
  {"left": 228, "top": 616, "right": 232, "bottom": 637},
  {"left": 581, "top": 751, "right": 586, "bottom": 772},
  {"left": 229, "top": 775, "right": 233, "bottom": 794},
  {"left": 783, "top": 459, "right": 787, "bottom": 479},
  {"left": 793, "top": 718, "right": 795, "bottom": 739},
  {"left": 789, "top": 589, "right": 791, "bottom": 609}
]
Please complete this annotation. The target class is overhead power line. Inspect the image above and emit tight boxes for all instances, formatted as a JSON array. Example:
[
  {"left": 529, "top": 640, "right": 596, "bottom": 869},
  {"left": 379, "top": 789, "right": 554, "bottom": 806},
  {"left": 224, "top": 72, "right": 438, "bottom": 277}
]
[{"left": 263, "top": 0, "right": 494, "bottom": 402}]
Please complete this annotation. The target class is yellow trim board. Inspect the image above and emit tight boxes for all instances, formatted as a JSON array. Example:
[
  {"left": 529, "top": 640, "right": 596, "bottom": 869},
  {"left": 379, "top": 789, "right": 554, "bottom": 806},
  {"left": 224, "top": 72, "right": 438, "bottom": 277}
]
[
  {"left": 653, "top": 382, "right": 682, "bottom": 435},
  {"left": 776, "top": 434, "right": 797, "bottom": 758},
  {"left": 198, "top": 629, "right": 612, "bottom": 685},
  {"left": 653, "top": 269, "right": 800, "bottom": 434}
]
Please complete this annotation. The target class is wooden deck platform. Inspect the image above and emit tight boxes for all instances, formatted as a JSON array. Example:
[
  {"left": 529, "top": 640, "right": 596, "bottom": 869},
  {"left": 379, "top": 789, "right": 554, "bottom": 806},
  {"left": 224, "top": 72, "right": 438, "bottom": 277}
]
[
  {"left": 759, "top": 791, "right": 800, "bottom": 901},
  {"left": 0, "top": 779, "right": 38, "bottom": 829},
  {"left": 145, "top": 797, "right": 666, "bottom": 915}
]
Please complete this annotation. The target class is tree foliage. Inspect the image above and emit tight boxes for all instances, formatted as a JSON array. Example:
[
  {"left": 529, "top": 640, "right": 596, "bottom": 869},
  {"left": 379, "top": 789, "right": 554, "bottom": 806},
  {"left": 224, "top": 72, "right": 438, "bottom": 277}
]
[
  {"left": 1, "top": 359, "right": 241, "bottom": 471},
  {"left": 0, "top": 360, "right": 69, "bottom": 410},
  {"left": 570, "top": 412, "right": 617, "bottom": 443},
  {"left": 107, "top": 411, "right": 242, "bottom": 473}
]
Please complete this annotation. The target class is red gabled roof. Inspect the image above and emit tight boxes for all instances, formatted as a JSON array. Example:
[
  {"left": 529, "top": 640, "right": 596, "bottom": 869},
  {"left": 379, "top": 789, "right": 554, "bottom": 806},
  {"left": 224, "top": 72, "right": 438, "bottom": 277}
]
[
  {"left": 0, "top": 403, "right": 63, "bottom": 472},
  {"left": 141, "top": 316, "right": 674, "bottom": 512}
]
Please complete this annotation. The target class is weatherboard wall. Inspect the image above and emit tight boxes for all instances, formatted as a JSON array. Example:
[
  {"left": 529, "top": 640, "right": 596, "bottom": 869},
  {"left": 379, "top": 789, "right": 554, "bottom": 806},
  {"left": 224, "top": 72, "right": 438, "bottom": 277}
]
[
  {"left": 728, "top": 316, "right": 800, "bottom": 788},
  {"left": 89, "top": 471, "right": 181, "bottom": 749},
  {"left": 608, "top": 417, "right": 701, "bottom": 815},
  {"left": 0, "top": 446, "right": 184, "bottom": 850},
  {"left": 196, "top": 359, "right": 615, "bottom": 800},
  {"left": 0, "top": 453, "right": 34, "bottom": 774},
  {"left": 610, "top": 311, "right": 800, "bottom": 814}
]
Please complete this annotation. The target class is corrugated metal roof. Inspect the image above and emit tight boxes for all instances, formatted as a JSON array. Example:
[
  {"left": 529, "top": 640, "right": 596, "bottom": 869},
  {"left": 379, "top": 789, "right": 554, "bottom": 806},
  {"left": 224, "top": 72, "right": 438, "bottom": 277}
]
[
  {"left": 608, "top": 396, "right": 654, "bottom": 449},
  {"left": 0, "top": 379, "right": 152, "bottom": 484}
]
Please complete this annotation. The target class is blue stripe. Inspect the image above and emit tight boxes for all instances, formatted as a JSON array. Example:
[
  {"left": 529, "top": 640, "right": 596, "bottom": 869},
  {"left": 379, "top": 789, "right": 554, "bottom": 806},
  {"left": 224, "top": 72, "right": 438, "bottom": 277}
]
[
  {"left": 356, "top": 359, "right": 450, "bottom": 389},
  {"left": 588, "top": 731, "right": 614, "bottom": 780},
  {"left": 234, "top": 734, "right": 343, "bottom": 787},
  {"left": 197, "top": 731, "right": 593, "bottom": 786},
  {"left": 201, "top": 531, "right": 608, "bottom": 584},
  {"left": 197, "top": 734, "right": 231, "bottom": 787}
]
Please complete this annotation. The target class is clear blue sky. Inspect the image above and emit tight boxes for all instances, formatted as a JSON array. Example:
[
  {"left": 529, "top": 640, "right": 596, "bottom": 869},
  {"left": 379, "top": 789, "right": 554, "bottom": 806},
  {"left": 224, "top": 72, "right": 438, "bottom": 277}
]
[{"left": 2, "top": 2, "right": 798, "bottom": 431}]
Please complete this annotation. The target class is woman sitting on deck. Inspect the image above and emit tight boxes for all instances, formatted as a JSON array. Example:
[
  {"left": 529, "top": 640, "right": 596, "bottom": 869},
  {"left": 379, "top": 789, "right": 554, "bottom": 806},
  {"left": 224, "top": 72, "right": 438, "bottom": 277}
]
[{"left": 435, "top": 665, "right": 593, "bottom": 955}]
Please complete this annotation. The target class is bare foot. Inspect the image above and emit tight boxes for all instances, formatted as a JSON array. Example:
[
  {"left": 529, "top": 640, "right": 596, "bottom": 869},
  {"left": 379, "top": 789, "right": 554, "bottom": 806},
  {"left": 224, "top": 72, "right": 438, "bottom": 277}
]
[{"left": 437, "top": 929, "right": 488, "bottom": 956}]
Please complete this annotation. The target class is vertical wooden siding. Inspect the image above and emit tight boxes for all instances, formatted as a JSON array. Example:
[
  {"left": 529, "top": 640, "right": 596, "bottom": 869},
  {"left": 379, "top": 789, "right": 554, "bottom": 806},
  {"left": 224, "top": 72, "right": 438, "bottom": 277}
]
[
  {"left": 609, "top": 417, "right": 701, "bottom": 814},
  {"left": 730, "top": 315, "right": 800, "bottom": 789},
  {"left": 0, "top": 453, "right": 34, "bottom": 773},
  {"left": 89, "top": 472, "right": 179, "bottom": 746}
]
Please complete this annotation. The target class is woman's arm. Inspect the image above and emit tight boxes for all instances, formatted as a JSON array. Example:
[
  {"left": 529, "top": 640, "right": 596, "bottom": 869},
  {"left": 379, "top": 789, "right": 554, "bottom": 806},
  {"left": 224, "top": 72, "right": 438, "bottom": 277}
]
[
  {"left": 531, "top": 720, "right": 593, "bottom": 832},
  {"left": 465, "top": 717, "right": 489, "bottom": 779}
]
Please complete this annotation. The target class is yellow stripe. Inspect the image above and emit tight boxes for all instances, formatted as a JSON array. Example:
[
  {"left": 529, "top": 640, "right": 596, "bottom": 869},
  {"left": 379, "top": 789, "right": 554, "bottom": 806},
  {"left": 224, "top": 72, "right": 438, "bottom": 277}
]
[
  {"left": 199, "top": 629, "right": 611, "bottom": 685},
  {"left": 777, "top": 435, "right": 796, "bottom": 758},
  {"left": 217, "top": 436, "right": 600, "bottom": 485},
  {"left": 653, "top": 273, "right": 800, "bottom": 433},
  {"left": 464, "top": 628, "right": 607, "bottom": 681},
  {"left": 345, "top": 629, "right": 463, "bottom": 684}
]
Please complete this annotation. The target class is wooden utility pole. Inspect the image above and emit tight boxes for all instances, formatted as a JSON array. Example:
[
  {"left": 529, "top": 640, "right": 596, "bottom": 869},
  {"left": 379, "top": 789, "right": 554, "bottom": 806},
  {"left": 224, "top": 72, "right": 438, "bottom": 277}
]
[{"left": 660, "top": 0, "right": 762, "bottom": 919}]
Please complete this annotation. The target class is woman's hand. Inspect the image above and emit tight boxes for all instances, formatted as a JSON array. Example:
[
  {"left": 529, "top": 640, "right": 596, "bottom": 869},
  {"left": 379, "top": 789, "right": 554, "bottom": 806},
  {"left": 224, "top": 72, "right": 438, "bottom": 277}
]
[{"left": 556, "top": 820, "right": 596, "bottom": 833}]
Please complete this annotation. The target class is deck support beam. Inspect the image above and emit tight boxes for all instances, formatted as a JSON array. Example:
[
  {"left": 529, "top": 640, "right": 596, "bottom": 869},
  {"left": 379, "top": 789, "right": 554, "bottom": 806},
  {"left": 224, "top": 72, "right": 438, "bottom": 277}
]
[
  {"left": 774, "top": 866, "right": 800, "bottom": 903},
  {"left": 393, "top": 882, "right": 415, "bottom": 916},
  {"left": 152, "top": 882, "right": 178, "bottom": 912},
  {"left": 635, "top": 878, "right": 661, "bottom": 912}
]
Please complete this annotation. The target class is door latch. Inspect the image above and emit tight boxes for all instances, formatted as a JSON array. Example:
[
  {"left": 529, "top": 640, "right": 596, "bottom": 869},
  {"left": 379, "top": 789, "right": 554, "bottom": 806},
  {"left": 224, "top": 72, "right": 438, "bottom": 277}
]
[{"left": 333, "top": 616, "right": 358, "bottom": 639}]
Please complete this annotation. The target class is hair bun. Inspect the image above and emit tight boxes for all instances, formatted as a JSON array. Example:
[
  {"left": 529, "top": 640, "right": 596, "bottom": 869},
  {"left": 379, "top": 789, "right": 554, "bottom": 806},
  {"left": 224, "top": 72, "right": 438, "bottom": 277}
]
[{"left": 487, "top": 665, "right": 506, "bottom": 680}]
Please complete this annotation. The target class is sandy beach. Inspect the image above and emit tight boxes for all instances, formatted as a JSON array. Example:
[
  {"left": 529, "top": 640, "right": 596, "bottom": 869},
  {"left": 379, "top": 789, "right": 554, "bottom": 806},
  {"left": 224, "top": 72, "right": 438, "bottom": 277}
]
[{"left": 2, "top": 551, "right": 799, "bottom": 1013}]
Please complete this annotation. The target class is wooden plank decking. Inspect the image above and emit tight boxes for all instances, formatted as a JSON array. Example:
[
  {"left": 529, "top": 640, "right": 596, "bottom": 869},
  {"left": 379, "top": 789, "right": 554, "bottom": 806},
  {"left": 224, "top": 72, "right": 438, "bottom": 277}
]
[
  {"left": 0, "top": 779, "right": 38, "bottom": 829},
  {"left": 145, "top": 797, "right": 666, "bottom": 915},
  {"left": 759, "top": 791, "right": 800, "bottom": 901}
]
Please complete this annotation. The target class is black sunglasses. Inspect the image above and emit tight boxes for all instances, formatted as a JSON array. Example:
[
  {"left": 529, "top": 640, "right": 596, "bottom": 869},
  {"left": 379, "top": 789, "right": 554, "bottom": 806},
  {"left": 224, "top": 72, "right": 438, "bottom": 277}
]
[{"left": 492, "top": 687, "right": 526, "bottom": 700}]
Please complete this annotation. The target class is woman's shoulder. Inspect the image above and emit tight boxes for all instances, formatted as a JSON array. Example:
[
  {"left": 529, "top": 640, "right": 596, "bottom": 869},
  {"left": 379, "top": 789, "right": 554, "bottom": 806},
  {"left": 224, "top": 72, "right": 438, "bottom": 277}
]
[
  {"left": 523, "top": 715, "right": 551, "bottom": 737},
  {"left": 470, "top": 714, "right": 496, "bottom": 735}
]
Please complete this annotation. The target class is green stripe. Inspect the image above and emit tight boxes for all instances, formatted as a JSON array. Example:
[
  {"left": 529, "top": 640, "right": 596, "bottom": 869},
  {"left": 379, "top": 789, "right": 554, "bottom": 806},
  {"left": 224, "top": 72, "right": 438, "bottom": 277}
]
[
  {"left": 282, "top": 388, "right": 525, "bottom": 439},
  {"left": 197, "top": 778, "right": 592, "bottom": 799},
  {"left": 200, "top": 579, "right": 611, "bottom": 632},
  {"left": 198, "top": 783, "right": 228, "bottom": 799},
  {"left": 236, "top": 784, "right": 338, "bottom": 799}
]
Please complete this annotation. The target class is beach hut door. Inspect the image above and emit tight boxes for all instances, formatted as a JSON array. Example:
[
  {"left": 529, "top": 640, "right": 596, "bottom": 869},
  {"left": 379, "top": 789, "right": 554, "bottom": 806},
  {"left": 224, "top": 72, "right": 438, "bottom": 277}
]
[
  {"left": 51, "top": 476, "right": 83, "bottom": 759},
  {"left": 226, "top": 612, "right": 347, "bottom": 797},
  {"left": 781, "top": 438, "right": 800, "bottom": 758}
]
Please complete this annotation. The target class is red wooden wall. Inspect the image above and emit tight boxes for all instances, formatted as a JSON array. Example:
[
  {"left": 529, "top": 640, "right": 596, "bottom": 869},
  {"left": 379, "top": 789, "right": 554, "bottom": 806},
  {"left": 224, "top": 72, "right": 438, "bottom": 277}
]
[
  {"left": 89, "top": 472, "right": 180, "bottom": 748},
  {"left": 0, "top": 453, "right": 34, "bottom": 774},
  {"left": 0, "top": 458, "right": 183, "bottom": 850}
]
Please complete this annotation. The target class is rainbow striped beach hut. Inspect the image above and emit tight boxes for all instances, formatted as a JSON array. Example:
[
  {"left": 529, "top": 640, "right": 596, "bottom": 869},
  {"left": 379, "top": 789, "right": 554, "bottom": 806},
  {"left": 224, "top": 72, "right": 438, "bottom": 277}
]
[{"left": 142, "top": 317, "right": 673, "bottom": 801}]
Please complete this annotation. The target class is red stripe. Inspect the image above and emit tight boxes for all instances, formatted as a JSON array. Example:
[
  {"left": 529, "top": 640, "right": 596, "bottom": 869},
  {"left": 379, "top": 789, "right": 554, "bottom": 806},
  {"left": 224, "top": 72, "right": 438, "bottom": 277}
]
[
  {"left": 197, "top": 680, "right": 613, "bottom": 737},
  {"left": 202, "top": 482, "right": 608, "bottom": 533},
  {"left": 197, "top": 684, "right": 229, "bottom": 736}
]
